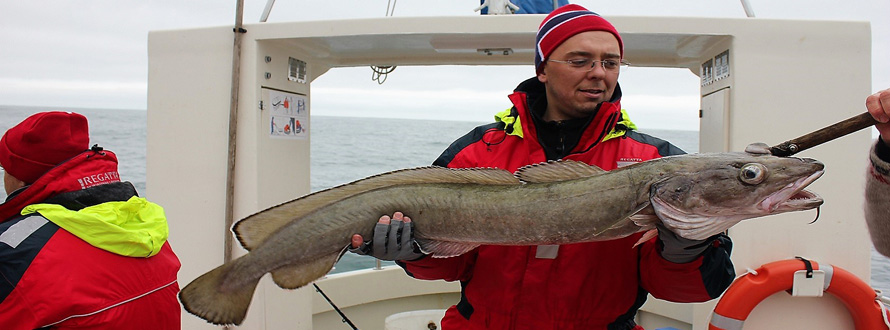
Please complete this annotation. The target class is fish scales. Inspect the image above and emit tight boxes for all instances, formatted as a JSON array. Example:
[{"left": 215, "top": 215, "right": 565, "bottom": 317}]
[
  {"left": 361, "top": 180, "right": 647, "bottom": 245},
  {"left": 245, "top": 176, "right": 647, "bottom": 270}
]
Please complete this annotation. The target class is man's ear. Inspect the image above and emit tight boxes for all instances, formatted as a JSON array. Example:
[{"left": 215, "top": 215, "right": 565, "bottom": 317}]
[{"left": 537, "top": 69, "right": 548, "bottom": 83}]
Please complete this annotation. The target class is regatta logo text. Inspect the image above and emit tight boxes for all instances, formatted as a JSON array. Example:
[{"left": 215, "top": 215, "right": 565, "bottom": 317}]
[
  {"left": 77, "top": 171, "right": 121, "bottom": 189},
  {"left": 616, "top": 157, "right": 643, "bottom": 168}
]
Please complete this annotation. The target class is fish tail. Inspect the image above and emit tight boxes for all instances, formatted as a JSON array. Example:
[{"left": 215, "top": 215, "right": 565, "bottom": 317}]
[{"left": 179, "top": 262, "right": 259, "bottom": 325}]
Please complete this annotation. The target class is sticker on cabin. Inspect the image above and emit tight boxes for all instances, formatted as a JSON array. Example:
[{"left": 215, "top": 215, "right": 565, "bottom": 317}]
[{"left": 269, "top": 90, "right": 308, "bottom": 139}]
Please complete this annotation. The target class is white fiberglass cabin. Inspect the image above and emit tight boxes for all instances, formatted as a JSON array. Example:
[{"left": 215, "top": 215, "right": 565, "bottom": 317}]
[{"left": 147, "top": 11, "right": 875, "bottom": 330}]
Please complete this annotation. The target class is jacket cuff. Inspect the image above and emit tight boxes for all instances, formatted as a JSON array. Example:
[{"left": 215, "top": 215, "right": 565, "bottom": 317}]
[
  {"left": 870, "top": 139, "right": 890, "bottom": 181},
  {"left": 876, "top": 137, "right": 890, "bottom": 161}
]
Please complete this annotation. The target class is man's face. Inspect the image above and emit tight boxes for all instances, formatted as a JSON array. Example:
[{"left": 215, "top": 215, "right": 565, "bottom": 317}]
[{"left": 537, "top": 31, "right": 621, "bottom": 122}]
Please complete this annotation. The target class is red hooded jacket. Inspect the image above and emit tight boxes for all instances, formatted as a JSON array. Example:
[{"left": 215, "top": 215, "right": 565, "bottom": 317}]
[
  {"left": 398, "top": 78, "right": 734, "bottom": 330},
  {"left": 0, "top": 148, "right": 180, "bottom": 329}
]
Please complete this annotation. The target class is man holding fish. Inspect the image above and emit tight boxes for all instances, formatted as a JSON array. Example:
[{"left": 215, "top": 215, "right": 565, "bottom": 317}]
[
  {"left": 177, "top": 4, "right": 831, "bottom": 327},
  {"left": 351, "top": 5, "right": 735, "bottom": 330}
]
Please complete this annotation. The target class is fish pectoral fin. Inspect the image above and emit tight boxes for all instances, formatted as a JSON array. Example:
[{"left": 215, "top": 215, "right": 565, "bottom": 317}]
[
  {"left": 632, "top": 229, "right": 659, "bottom": 248},
  {"left": 416, "top": 239, "right": 480, "bottom": 258},
  {"left": 624, "top": 203, "right": 658, "bottom": 228},
  {"left": 628, "top": 212, "right": 659, "bottom": 228},
  {"left": 179, "top": 262, "right": 259, "bottom": 326},
  {"left": 271, "top": 252, "right": 340, "bottom": 289},
  {"left": 651, "top": 196, "right": 747, "bottom": 240},
  {"left": 628, "top": 213, "right": 659, "bottom": 224},
  {"left": 515, "top": 160, "right": 606, "bottom": 183}
]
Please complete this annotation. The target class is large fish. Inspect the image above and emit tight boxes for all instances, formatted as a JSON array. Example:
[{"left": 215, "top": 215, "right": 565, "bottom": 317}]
[{"left": 179, "top": 152, "right": 824, "bottom": 325}]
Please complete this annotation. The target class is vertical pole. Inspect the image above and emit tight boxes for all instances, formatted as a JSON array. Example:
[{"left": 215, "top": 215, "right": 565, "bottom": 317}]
[
  {"left": 225, "top": 0, "right": 245, "bottom": 267},
  {"left": 221, "top": 2, "right": 245, "bottom": 328}
]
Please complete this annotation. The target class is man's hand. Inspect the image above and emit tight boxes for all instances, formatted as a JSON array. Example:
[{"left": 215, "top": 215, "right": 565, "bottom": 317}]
[
  {"left": 656, "top": 223, "right": 712, "bottom": 263},
  {"left": 349, "top": 212, "right": 426, "bottom": 261},
  {"left": 867, "top": 88, "right": 890, "bottom": 144}
]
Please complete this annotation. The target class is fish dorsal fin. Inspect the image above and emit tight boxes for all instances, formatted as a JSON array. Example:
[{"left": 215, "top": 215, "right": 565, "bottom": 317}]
[
  {"left": 515, "top": 160, "right": 606, "bottom": 183},
  {"left": 420, "top": 166, "right": 519, "bottom": 186},
  {"left": 234, "top": 166, "right": 519, "bottom": 250}
]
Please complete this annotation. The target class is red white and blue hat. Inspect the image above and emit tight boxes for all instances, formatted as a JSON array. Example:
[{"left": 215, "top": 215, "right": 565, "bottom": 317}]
[{"left": 535, "top": 4, "right": 624, "bottom": 73}]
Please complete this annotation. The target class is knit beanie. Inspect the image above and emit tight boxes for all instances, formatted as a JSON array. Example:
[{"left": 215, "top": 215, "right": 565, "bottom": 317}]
[
  {"left": 0, "top": 111, "right": 90, "bottom": 183},
  {"left": 535, "top": 4, "right": 624, "bottom": 73}
]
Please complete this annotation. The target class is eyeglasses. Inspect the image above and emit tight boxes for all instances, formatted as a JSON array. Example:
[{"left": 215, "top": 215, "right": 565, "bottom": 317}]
[{"left": 547, "top": 58, "right": 629, "bottom": 72}]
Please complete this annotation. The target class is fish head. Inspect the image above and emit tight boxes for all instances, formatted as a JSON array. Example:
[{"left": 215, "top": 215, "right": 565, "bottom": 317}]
[{"left": 650, "top": 153, "right": 824, "bottom": 240}]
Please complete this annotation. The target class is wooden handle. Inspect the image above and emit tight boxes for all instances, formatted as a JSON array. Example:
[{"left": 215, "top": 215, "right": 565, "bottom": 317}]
[{"left": 769, "top": 112, "right": 878, "bottom": 157}]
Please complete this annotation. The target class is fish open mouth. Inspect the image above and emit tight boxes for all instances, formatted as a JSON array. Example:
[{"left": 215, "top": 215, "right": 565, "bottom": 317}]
[{"left": 761, "top": 170, "right": 825, "bottom": 212}]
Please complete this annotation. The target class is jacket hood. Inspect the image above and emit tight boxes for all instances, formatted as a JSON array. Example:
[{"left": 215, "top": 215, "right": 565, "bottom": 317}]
[{"left": 21, "top": 196, "right": 169, "bottom": 257}]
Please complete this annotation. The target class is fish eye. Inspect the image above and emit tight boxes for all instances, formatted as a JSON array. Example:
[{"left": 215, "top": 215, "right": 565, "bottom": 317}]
[{"left": 739, "top": 163, "right": 767, "bottom": 184}]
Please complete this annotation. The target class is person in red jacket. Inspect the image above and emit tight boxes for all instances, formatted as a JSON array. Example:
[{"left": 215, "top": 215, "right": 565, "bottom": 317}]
[
  {"left": 350, "top": 5, "right": 734, "bottom": 330},
  {"left": 0, "top": 111, "right": 181, "bottom": 329}
]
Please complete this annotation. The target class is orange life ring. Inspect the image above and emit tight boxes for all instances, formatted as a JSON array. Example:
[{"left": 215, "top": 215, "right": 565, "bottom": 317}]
[{"left": 709, "top": 258, "right": 889, "bottom": 330}]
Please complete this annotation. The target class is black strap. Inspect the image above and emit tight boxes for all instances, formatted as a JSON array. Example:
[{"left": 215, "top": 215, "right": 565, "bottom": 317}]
[{"left": 795, "top": 256, "right": 815, "bottom": 278}]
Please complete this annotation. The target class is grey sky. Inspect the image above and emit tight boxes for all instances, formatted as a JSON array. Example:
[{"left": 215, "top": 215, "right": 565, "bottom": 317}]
[{"left": 1, "top": 0, "right": 887, "bottom": 130}]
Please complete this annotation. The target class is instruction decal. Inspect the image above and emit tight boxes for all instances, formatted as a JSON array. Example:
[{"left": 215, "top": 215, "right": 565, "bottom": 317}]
[{"left": 269, "top": 90, "right": 308, "bottom": 139}]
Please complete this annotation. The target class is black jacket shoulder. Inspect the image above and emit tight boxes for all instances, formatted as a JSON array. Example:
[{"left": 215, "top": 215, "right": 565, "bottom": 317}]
[
  {"left": 624, "top": 130, "right": 687, "bottom": 156},
  {"left": 433, "top": 122, "right": 504, "bottom": 167}
]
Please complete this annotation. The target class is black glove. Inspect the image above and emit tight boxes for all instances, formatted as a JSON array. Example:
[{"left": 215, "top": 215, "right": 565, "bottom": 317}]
[
  {"left": 349, "top": 219, "right": 426, "bottom": 261},
  {"left": 656, "top": 223, "right": 712, "bottom": 263}
]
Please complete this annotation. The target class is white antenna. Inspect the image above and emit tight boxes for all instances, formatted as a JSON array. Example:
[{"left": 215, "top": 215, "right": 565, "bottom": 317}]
[
  {"left": 740, "top": 0, "right": 756, "bottom": 18},
  {"left": 260, "top": 0, "right": 276, "bottom": 22},
  {"left": 386, "top": 0, "right": 397, "bottom": 16}
]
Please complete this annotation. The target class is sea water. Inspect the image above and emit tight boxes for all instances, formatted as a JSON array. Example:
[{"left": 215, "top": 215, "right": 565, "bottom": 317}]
[{"left": 1, "top": 105, "right": 888, "bottom": 295}]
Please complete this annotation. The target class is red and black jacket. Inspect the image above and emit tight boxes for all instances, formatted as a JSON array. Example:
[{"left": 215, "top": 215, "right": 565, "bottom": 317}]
[
  {"left": 0, "top": 148, "right": 180, "bottom": 329},
  {"left": 399, "top": 78, "right": 734, "bottom": 330}
]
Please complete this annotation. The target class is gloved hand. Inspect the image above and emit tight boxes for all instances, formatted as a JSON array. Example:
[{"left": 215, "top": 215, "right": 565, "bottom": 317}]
[
  {"left": 349, "top": 212, "right": 426, "bottom": 261},
  {"left": 656, "top": 223, "right": 712, "bottom": 263}
]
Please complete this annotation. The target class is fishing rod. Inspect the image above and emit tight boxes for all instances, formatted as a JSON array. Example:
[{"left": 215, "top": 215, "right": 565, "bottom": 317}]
[
  {"left": 766, "top": 112, "right": 878, "bottom": 157},
  {"left": 314, "top": 283, "right": 360, "bottom": 330}
]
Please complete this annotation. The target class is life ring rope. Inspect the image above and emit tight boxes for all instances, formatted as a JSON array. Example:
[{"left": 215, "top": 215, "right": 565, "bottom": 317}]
[
  {"left": 709, "top": 258, "right": 890, "bottom": 330},
  {"left": 880, "top": 294, "right": 890, "bottom": 328}
]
